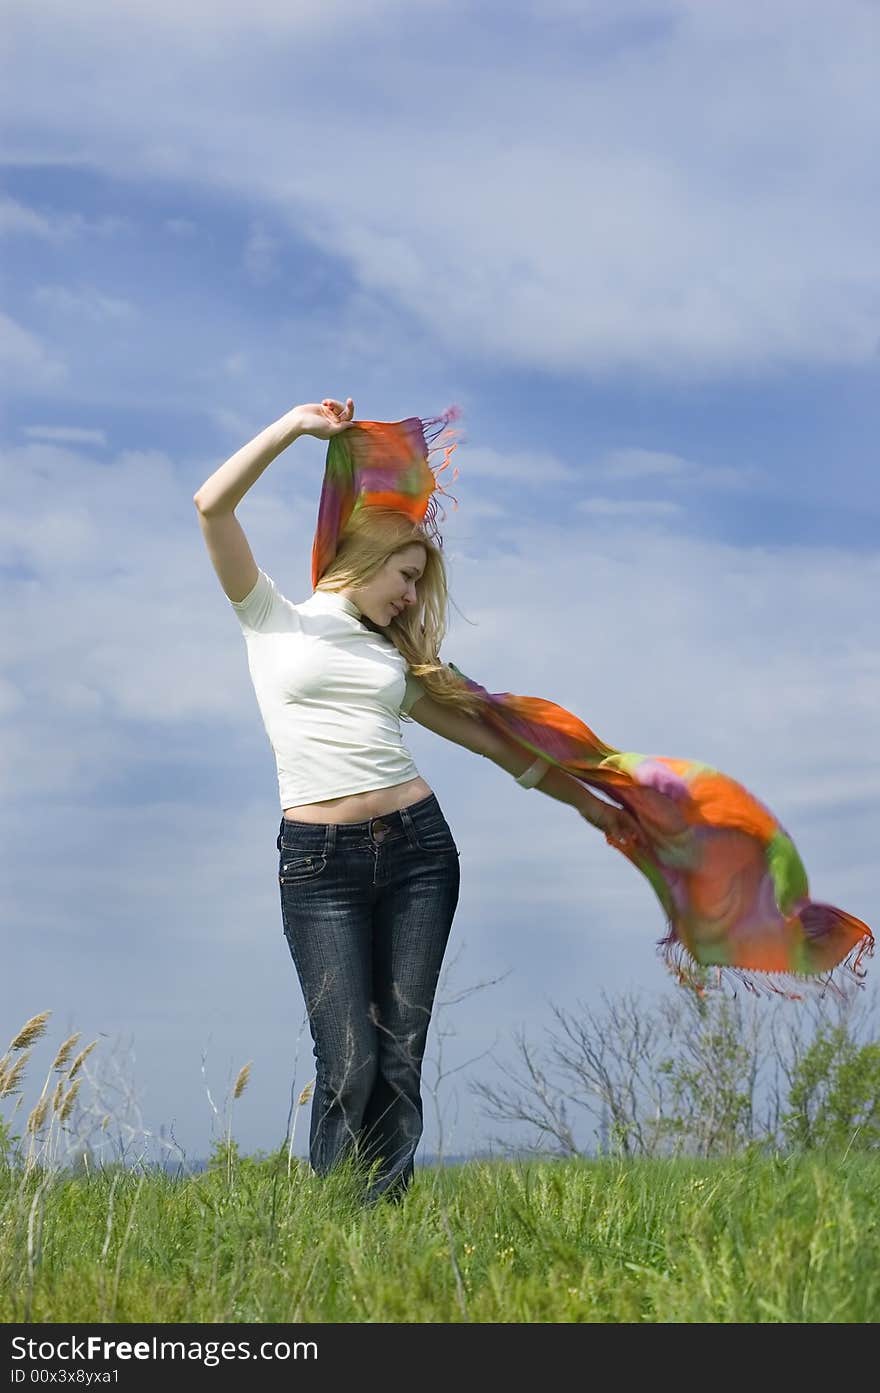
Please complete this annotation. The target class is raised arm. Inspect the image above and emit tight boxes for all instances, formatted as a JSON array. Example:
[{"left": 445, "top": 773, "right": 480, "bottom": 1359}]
[
  {"left": 193, "top": 396, "right": 354, "bottom": 603},
  {"left": 409, "top": 691, "right": 637, "bottom": 838}
]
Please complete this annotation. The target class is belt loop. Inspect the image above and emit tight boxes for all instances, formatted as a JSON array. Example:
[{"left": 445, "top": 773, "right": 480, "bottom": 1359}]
[
  {"left": 398, "top": 803, "right": 419, "bottom": 849},
  {"left": 323, "top": 823, "right": 337, "bottom": 858}
]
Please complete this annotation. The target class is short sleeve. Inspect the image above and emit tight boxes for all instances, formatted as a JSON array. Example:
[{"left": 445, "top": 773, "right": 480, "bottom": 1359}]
[
  {"left": 400, "top": 671, "right": 427, "bottom": 716},
  {"left": 229, "top": 569, "right": 284, "bottom": 634}
]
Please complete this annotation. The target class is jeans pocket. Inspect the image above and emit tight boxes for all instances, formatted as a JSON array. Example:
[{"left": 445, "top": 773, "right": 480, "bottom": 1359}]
[
  {"left": 279, "top": 851, "right": 328, "bottom": 884},
  {"left": 413, "top": 816, "right": 459, "bottom": 856}
]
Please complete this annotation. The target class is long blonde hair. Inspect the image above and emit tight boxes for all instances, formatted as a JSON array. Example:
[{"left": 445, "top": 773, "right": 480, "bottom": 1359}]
[{"left": 316, "top": 507, "right": 483, "bottom": 719}]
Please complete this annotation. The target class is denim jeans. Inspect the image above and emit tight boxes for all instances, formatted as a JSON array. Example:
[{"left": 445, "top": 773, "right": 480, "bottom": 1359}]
[{"left": 276, "top": 792, "right": 460, "bottom": 1202}]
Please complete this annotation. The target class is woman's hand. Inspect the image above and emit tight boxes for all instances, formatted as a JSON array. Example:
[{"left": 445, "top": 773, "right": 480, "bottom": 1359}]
[
  {"left": 293, "top": 398, "right": 355, "bottom": 440},
  {"left": 580, "top": 799, "right": 649, "bottom": 855}
]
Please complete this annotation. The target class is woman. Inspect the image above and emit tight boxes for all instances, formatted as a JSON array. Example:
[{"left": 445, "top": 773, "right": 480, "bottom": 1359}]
[{"left": 193, "top": 396, "right": 643, "bottom": 1204}]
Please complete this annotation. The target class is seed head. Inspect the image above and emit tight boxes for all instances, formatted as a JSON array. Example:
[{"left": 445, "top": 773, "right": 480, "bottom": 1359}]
[
  {"left": 59, "top": 1080, "right": 81, "bottom": 1124},
  {"left": 52, "top": 1033, "right": 81, "bottom": 1072},
  {"left": 233, "top": 1063, "right": 252, "bottom": 1099},
  {"left": 67, "top": 1041, "right": 97, "bottom": 1081},
  {"left": 8, "top": 1012, "right": 52, "bottom": 1052},
  {"left": 0, "top": 1050, "right": 32, "bottom": 1098},
  {"left": 26, "top": 1096, "right": 50, "bottom": 1135}
]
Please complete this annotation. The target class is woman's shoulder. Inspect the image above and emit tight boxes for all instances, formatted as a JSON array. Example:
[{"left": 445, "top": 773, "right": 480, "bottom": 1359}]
[{"left": 230, "top": 568, "right": 301, "bottom": 634}]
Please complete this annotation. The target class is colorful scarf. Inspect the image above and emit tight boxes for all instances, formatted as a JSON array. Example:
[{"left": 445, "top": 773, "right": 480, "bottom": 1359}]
[{"left": 312, "top": 412, "right": 874, "bottom": 1000}]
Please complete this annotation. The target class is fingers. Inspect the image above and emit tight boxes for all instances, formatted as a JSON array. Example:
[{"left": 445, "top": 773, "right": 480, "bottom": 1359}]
[
  {"left": 608, "top": 834, "right": 639, "bottom": 854},
  {"left": 606, "top": 818, "right": 648, "bottom": 853},
  {"left": 580, "top": 803, "right": 647, "bottom": 853},
  {"left": 606, "top": 830, "right": 631, "bottom": 849},
  {"left": 322, "top": 397, "right": 354, "bottom": 421}
]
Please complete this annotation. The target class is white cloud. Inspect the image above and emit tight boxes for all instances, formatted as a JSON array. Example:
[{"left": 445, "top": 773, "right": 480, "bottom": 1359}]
[
  {"left": 533, "top": 0, "right": 679, "bottom": 23},
  {"left": 222, "top": 352, "right": 247, "bottom": 378},
  {"left": 597, "top": 447, "right": 765, "bottom": 492},
  {"left": 163, "top": 217, "right": 197, "bottom": 237},
  {"left": 454, "top": 445, "right": 578, "bottom": 486},
  {"left": 3, "top": 1, "right": 878, "bottom": 378},
  {"left": 210, "top": 407, "right": 261, "bottom": 441},
  {"left": 599, "top": 448, "right": 692, "bottom": 481},
  {"left": 33, "top": 284, "right": 137, "bottom": 323},
  {"left": 0, "top": 678, "right": 26, "bottom": 717},
  {"left": 243, "top": 223, "right": 280, "bottom": 286},
  {"left": 0, "top": 196, "right": 53, "bottom": 237},
  {"left": 23, "top": 425, "right": 108, "bottom": 445},
  {"left": 0, "top": 311, "right": 67, "bottom": 387},
  {"left": 576, "top": 497, "right": 681, "bottom": 518},
  {"left": 0, "top": 502, "right": 98, "bottom": 567},
  {"left": 6, "top": 0, "right": 415, "bottom": 31},
  {"left": 0, "top": 195, "right": 129, "bottom": 240}
]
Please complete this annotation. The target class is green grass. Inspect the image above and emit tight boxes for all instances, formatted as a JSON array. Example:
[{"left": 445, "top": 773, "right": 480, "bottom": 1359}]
[{"left": 2, "top": 1152, "right": 878, "bottom": 1322}]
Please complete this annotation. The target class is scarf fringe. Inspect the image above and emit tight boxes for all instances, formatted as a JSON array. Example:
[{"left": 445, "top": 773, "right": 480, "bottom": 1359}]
[
  {"left": 659, "top": 932, "right": 874, "bottom": 1004},
  {"left": 420, "top": 407, "right": 462, "bottom": 532}
]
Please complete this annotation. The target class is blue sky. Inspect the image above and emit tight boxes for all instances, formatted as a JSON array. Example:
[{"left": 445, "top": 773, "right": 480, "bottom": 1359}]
[{"left": 2, "top": 0, "right": 878, "bottom": 1166}]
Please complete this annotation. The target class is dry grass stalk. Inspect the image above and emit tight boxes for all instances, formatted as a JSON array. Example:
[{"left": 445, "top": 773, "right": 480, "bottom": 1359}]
[
  {"left": 51, "top": 1078, "right": 65, "bottom": 1112},
  {"left": 0, "top": 1050, "right": 33, "bottom": 1098},
  {"left": 287, "top": 1077, "right": 316, "bottom": 1178},
  {"left": 8, "top": 1012, "right": 52, "bottom": 1052},
  {"left": 67, "top": 1041, "right": 97, "bottom": 1081},
  {"left": 26, "top": 1096, "right": 50, "bottom": 1135},
  {"left": 59, "top": 1080, "right": 81, "bottom": 1124},
  {"left": 52, "top": 1033, "right": 81, "bottom": 1072},
  {"left": 233, "top": 1063, "right": 252, "bottom": 1099}
]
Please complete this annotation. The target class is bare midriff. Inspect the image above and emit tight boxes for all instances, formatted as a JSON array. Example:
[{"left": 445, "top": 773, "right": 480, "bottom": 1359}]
[{"left": 283, "top": 775, "right": 433, "bottom": 824}]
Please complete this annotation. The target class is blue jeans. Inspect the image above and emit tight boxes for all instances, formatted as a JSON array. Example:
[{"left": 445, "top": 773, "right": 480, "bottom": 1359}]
[{"left": 276, "top": 792, "right": 460, "bottom": 1202}]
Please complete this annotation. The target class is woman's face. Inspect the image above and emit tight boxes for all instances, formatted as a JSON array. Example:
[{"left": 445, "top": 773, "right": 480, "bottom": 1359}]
[{"left": 348, "top": 543, "right": 426, "bottom": 627}]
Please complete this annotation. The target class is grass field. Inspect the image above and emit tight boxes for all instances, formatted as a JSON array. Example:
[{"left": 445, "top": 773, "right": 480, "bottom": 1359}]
[{"left": 2, "top": 1151, "right": 877, "bottom": 1323}]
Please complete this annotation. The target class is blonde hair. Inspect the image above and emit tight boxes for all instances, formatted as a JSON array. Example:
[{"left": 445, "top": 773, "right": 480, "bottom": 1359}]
[{"left": 316, "top": 507, "right": 484, "bottom": 718}]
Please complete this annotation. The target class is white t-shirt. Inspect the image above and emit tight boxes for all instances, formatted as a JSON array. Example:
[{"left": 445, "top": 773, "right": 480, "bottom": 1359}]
[{"left": 230, "top": 568, "right": 427, "bottom": 809}]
